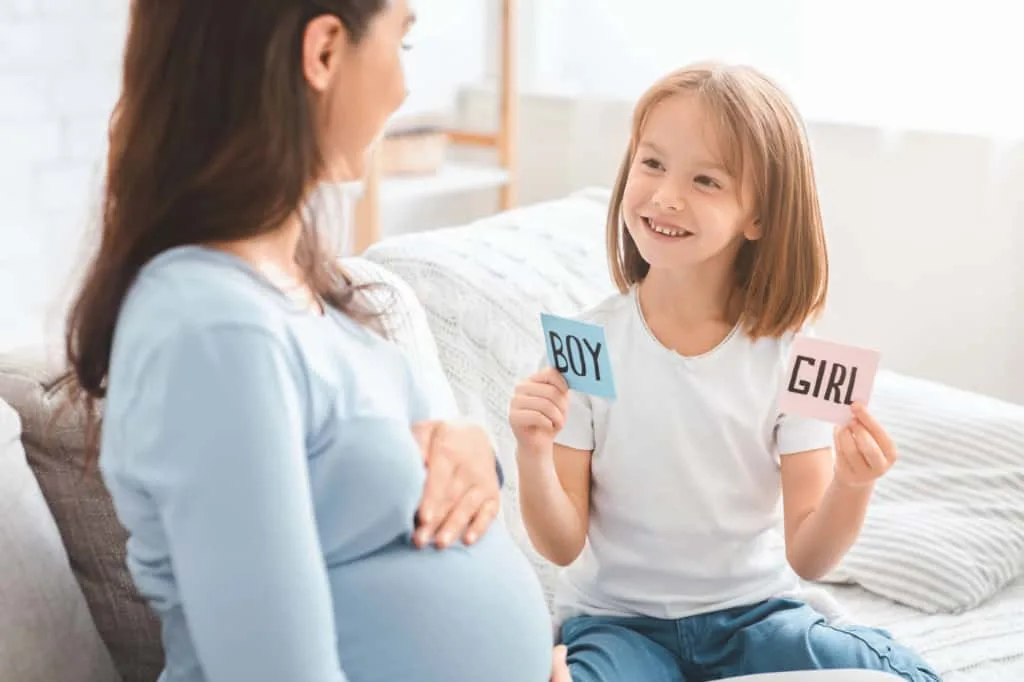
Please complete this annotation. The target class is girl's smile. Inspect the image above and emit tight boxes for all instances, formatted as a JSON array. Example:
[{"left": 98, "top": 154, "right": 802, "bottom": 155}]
[{"left": 641, "top": 215, "right": 695, "bottom": 239}]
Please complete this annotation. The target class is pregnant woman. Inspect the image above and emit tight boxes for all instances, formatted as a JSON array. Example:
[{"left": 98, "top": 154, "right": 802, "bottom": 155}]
[{"left": 61, "top": 2, "right": 562, "bottom": 681}]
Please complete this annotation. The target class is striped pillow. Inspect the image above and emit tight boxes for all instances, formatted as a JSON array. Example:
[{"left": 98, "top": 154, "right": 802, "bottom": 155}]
[{"left": 822, "top": 370, "right": 1024, "bottom": 614}]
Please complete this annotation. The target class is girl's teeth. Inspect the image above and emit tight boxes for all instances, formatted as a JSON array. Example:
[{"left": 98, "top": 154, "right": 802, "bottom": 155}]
[{"left": 646, "top": 218, "right": 689, "bottom": 237}]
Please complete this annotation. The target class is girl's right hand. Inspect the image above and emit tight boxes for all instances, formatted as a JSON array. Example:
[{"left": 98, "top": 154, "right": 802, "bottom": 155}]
[
  {"left": 550, "top": 644, "right": 571, "bottom": 681},
  {"left": 509, "top": 367, "right": 570, "bottom": 455}
]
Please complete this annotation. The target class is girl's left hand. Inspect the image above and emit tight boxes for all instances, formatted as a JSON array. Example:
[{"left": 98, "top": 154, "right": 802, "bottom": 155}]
[
  {"left": 833, "top": 403, "right": 899, "bottom": 488},
  {"left": 411, "top": 420, "right": 502, "bottom": 549}
]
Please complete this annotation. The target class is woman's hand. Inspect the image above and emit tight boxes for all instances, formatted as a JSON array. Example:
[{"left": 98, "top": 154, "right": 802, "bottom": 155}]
[
  {"left": 411, "top": 420, "right": 501, "bottom": 549},
  {"left": 833, "top": 402, "right": 899, "bottom": 488}
]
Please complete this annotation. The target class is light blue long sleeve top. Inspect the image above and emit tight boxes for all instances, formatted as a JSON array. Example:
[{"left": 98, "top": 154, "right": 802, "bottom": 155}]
[{"left": 99, "top": 246, "right": 552, "bottom": 682}]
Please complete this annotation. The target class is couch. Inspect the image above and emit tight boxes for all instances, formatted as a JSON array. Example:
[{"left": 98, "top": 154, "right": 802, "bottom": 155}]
[{"left": 1, "top": 188, "right": 1022, "bottom": 682}]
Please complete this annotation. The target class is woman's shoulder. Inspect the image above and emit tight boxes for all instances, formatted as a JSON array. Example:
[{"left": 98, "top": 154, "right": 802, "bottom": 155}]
[
  {"left": 109, "top": 247, "right": 302, "bottom": 385},
  {"left": 123, "top": 246, "right": 293, "bottom": 339}
]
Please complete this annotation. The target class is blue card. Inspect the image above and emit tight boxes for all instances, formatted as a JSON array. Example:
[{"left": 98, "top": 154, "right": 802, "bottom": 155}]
[{"left": 540, "top": 313, "right": 617, "bottom": 400}]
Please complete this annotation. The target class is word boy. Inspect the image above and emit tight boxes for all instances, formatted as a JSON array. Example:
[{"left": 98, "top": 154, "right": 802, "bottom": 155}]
[{"left": 540, "top": 313, "right": 617, "bottom": 400}]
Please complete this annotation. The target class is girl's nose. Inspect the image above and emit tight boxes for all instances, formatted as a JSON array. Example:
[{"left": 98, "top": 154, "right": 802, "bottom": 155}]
[{"left": 652, "top": 185, "right": 684, "bottom": 213}]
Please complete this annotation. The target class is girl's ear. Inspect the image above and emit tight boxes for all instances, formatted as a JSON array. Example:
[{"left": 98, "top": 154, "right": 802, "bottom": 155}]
[{"left": 745, "top": 217, "right": 763, "bottom": 241}]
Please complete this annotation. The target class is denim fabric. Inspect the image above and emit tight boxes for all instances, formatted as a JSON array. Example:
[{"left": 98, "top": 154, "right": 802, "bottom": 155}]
[{"left": 560, "top": 598, "right": 941, "bottom": 681}]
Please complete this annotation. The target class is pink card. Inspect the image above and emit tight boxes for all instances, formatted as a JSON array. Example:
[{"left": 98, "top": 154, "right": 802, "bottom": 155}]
[{"left": 778, "top": 335, "right": 881, "bottom": 424}]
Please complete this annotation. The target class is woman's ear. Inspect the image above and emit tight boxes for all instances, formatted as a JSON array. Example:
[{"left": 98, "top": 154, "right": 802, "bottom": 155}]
[{"left": 303, "top": 14, "right": 346, "bottom": 93}]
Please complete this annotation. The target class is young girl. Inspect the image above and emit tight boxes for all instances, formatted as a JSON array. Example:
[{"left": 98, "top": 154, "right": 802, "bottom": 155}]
[{"left": 509, "top": 63, "right": 941, "bottom": 682}]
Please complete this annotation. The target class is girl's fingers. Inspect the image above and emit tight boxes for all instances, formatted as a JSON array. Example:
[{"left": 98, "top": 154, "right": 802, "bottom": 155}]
[
  {"left": 851, "top": 403, "right": 898, "bottom": 463},
  {"left": 850, "top": 421, "right": 888, "bottom": 472}
]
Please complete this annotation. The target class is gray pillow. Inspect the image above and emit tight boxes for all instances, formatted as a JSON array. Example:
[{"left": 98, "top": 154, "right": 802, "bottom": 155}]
[
  {"left": 823, "top": 370, "right": 1024, "bottom": 613},
  {"left": 0, "top": 396, "right": 120, "bottom": 682},
  {"left": 0, "top": 350, "right": 163, "bottom": 682}
]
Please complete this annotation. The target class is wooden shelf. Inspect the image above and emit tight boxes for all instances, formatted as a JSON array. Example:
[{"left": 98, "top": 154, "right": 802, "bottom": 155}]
[{"left": 352, "top": 0, "right": 518, "bottom": 254}]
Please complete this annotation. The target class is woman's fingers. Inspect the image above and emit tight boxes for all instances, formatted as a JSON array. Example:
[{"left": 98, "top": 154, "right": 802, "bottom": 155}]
[
  {"left": 415, "top": 454, "right": 462, "bottom": 546},
  {"left": 462, "top": 495, "right": 500, "bottom": 546}
]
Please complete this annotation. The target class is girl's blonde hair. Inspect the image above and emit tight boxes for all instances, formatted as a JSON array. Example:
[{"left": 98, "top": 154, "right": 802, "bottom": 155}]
[{"left": 606, "top": 62, "right": 829, "bottom": 339}]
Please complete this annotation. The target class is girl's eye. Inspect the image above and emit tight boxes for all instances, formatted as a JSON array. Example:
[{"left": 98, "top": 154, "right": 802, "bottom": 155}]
[
  {"left": 641, "top": 158, "right": 664, "bottom": 171},
  {"left": 695, "top": 175, "right": 721, "bottom": 189}
]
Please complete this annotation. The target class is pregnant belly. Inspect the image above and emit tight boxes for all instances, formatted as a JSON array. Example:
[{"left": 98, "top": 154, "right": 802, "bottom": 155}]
[{"left": 328, "top": 525, "right": 553, "bottom": 682}]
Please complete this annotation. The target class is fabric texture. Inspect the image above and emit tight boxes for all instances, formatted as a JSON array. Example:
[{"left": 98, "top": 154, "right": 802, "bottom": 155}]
[
  {"left": 824, "top": 370, "right": 1024, "bottom": 614},
  {"left": 559, "top": 598, "right": 940, "bottom": 681},
  {"left": 828, "top": 576, "right": 1024, "bottom": 681},
  {"left": 98, "top": 245, "right": 551, "bottom": 682},
  {"left": 361, "top": 185, "right": 1024, "bottom": 681},
  {"left": 0, "top": 254, "right": 463, "bottom": 682},
  {"left": 342, "top": 257, "right": 461, "bottom": 425},
  {"left": 0, "top": 349, "right": 164, "bottom": 682},
  {"left": 549, "top": 286, "right": 832, "bottom": 622},
  {"left": 0, "top": 396, "right": 120, "bottom": 682},
  {"left": 363, "top": 188, "right": 618, "bottom": 607},
  {"left": 2, "top": 186, "right": 1022, "bottom": 682}
]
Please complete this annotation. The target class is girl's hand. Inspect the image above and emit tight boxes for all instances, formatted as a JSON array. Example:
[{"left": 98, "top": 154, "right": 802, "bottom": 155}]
[
  {"left": 509, "top": 367, "right": 571, "bottom": 456},
  {"left": 411, "top": 420, "right": 501, "bottom": 549},
  {"left": 550, "top": 645, "right": 571, "bottom": 682},
  {"left": 833, "top": 403, "right": 899, "bottom": 488}
]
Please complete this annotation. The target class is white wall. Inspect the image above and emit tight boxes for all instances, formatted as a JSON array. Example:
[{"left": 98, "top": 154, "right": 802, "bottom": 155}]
[
  {"left": 0, "top": 0, "right": 487, "bottom": 351},
  {"left": 3, "top": 2, "right": 1021, "bottom": 405},
  {"left": 457, "top": 87, "right": 1024, "bottom": 404},
  {"left": 0, "top": 0, "right": 128, "bottom": 349}
]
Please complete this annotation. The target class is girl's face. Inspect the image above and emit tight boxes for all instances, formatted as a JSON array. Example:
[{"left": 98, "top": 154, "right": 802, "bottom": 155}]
[
  {"left": 621, "top": 93, "right": 761, "bottom": 273},
  {"left": 305, "top": 0, "right": 415, "bottom": 182}
]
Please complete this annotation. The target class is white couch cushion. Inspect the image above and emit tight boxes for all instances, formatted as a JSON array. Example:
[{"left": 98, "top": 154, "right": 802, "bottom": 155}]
[
  {"left": 824, "top": 370, "right": 1024, "bottom": 613},
  {"left": 0, "top": 397, "right": 120, "bottom": 682},
  {"left": 342, "top": 255, "right": 460, "bottom": 419}
]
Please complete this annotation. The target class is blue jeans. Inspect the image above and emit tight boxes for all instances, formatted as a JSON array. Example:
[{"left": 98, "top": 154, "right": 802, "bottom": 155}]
[{"left": 559, "top": 598, "right": 941, "bottom": 681}]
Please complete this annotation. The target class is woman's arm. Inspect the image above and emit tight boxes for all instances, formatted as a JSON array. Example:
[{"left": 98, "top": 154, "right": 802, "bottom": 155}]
[{"left": 126, "top": 324, "right": 344, "bottom": 682}]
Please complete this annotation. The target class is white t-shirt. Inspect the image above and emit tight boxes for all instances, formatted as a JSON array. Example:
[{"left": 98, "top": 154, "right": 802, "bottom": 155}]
[{"left": 552, "top": 286, "right": 834, "bottom": 622}]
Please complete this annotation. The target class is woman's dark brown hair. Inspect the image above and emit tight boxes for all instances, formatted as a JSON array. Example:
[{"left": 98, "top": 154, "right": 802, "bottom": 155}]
[{"left": 63, "top": 0, "right": 389, "bottom": 465}]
